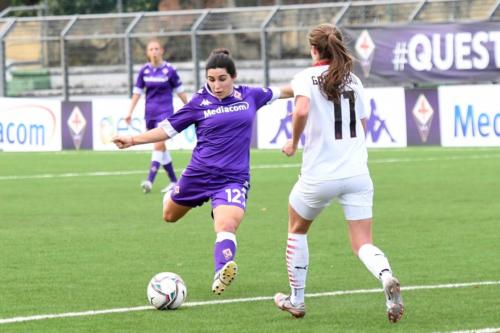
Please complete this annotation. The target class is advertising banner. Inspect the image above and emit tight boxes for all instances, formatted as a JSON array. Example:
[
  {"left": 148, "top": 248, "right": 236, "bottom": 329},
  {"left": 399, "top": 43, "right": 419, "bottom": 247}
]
[
  {"left": 92, "top": 97, "right": 196, "bottom": 151},
  {"left": 257, "top": 87, "right": 407, "bottom": 149},
  {"left": 62, "top": 101, "right": 93, "bottom": 150},
  {"left": 405, "top": 88, "right": 441, "bottom": 145},
  {"left": 439, "top": 84, "right": 500, "bottom": 147},
  {"left": 0, "top": 98, "right": 61, "bottom": 152},
  {"left": 344, "top": 22, "right": 500, "bottom": 85},
  {"left": 363, "top": 87, "right": 407, "bottom": 148},
  {"left": 257, "top": 98, "right": 300, "bottom": 149},
  {"left": 92, "top": 98, "right": 150, "bottom": 151}
]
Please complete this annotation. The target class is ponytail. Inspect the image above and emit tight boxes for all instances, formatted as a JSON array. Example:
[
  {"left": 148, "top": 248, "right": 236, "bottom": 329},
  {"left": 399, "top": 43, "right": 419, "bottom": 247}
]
[{"left": 308, "top": 24, "right": 353, "bottom": 102}]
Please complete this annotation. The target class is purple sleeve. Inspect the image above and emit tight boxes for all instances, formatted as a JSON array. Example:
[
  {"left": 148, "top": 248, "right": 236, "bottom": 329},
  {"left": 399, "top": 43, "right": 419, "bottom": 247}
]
[
  {"left": 169, "top": 67, "right": 182, "bottom": 89},
  {"left": 135, "top": 67, "right": 145, "bottom": 89},
  {"left": 166, "top": 102, "right": 198, "bottom": 134},
  {"left": 248, "top": 86, "right": 274, "bottom": 109}
]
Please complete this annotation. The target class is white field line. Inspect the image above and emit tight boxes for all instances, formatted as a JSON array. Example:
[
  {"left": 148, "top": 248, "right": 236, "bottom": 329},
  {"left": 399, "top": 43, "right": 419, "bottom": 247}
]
[
  {"left": 7, "top": 146, "right": 499, "bottom": 156},
  {"left": 0, "top": 280, "right": 498, "bottom": 325},
  {"left": 1, "top": 153, "right": 499, "bottom": 181},
  {"left": 439, "top": 329, "right": 500, "bottom": 333}
]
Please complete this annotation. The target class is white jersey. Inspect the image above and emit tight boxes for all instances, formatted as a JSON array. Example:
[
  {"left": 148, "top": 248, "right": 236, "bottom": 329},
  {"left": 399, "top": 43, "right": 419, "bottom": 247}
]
[{"left": 291, "top": 67, "right": 369, "bottom": 181}]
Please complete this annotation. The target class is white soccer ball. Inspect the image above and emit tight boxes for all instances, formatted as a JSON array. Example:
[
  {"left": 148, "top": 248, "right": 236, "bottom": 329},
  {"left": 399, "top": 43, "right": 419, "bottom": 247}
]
[{"left": 147, "top": 272, "right": 187, "bottom": 310}]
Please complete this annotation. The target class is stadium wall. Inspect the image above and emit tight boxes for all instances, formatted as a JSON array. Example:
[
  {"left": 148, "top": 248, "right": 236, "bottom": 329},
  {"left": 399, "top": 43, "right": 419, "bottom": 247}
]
[{"left": 1, "top": 83, "right": 499, "bottom": 152}]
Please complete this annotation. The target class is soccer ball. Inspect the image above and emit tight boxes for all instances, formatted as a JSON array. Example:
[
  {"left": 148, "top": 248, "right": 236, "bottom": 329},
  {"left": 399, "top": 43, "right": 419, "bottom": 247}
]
[{"left": 147, "top": 272, "right": 187, "bottom": 310}]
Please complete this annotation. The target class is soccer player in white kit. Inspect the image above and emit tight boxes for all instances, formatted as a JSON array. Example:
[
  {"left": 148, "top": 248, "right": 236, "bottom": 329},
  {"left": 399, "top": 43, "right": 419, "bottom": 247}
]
[{"left": 274, "top": 23, "right": 404, "bottom": 323}]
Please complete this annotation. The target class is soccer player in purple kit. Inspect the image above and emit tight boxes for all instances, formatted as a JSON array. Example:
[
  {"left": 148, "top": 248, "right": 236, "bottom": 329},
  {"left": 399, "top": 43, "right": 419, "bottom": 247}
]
[
  {"left": 113, "top": 48, "right": 293, "bottom": 295},
  {"left": 125, "top": 39, "right": 188, "bottom": 194}
]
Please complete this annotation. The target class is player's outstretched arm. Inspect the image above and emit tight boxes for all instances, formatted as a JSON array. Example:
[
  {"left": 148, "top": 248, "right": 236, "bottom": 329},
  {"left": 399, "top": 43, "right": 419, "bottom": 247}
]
[
  {"left": 112, "top": 127, "right": 170, "bottom": 149},
  {"left": 279, "top": 85, "right": 293, "bottom": 99}
]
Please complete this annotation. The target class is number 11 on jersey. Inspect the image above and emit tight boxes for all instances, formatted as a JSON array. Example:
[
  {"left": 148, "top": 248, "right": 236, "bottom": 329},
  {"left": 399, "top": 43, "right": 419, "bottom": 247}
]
[{"left": 333, "top": 90, "right": 356, "bottom": 140}]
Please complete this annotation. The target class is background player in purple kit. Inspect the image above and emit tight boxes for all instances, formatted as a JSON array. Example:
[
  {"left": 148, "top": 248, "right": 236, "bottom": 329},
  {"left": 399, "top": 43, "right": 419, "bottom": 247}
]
[
  {"left": 113, "top": 48, "right": 293, "bottom": 295},
  {"left": 125, "top": 39, "right": 189, "bottom": 194}
]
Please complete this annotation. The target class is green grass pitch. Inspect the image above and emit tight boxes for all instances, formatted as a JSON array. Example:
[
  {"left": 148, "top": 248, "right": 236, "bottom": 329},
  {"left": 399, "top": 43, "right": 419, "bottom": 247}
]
[{"left": 0, "top": 147, "right": 499, "bottom": 332}]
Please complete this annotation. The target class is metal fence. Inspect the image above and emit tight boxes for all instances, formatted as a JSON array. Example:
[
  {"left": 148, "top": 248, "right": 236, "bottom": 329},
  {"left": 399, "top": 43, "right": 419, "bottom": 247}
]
[{"left": 0, "top": 0, "right": 499, "bottom": 100}]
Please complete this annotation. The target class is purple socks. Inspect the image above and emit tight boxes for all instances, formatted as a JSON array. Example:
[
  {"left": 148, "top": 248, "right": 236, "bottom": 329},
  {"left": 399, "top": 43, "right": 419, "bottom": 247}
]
[
  {"left": 214, "top": 232, "right": 237, "bottom": 272},
  {"left": 163, "top": 163, "right": 177, "bottom": 183},
  {"left": 147, "top": 161, "right": 160, "bottom": 183}
]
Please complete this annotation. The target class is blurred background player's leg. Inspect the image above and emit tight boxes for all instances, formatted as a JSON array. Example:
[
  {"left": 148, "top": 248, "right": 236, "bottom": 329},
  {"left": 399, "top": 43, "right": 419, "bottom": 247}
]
[
  {"left": 161, "top": 150, "right": 177, "bottom": 193},
  {"left": 141, "top": 149, "right": 163, "bottom": 193}
]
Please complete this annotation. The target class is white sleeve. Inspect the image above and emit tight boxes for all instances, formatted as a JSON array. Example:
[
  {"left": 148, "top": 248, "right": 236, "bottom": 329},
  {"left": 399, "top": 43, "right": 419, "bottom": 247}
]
[
  {"left": 158, "top": 119, "right": 178, "bottom": 138},
  {"left": 355, "top": 83, "right": 368, "bottom": 120},
  {"left": 133, "top": 86, "right": 143, "bottom": 95},
  {"left": 269, "top": 87, "right": 281, "bottom": 103},
  {"left": 291, "top": 72, "right": 311, "bottom": 99},
  {"left": 174, "top": 85, "right": 185, "bottom": 94}
]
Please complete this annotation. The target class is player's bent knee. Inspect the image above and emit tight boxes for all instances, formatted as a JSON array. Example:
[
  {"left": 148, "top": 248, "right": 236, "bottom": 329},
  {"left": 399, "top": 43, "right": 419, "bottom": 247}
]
[
  {"left": 215, "top": 223, "right": 238, "bottom": 234},
  {"left": 214, "top": 219, "right": 240, "bottom": 234},
  {"left": 163, "top": 211, "right": 180, "bottom": 223}
]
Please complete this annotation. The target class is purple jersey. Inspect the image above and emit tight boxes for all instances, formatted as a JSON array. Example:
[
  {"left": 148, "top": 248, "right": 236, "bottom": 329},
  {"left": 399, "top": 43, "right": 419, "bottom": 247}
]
[
  {"left": 134, "top": 61, "right": 183, "bottom": 121},
  {"left": 160, "top": 84, "right": 278, "bottom": 182}
]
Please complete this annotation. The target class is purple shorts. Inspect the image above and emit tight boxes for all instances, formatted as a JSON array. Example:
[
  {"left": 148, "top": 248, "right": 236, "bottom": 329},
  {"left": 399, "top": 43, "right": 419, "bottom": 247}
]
[
  {"left": 145, "top": 119, "right": 161, "bottom": 131},
  {"left": 145, "top": 112, "right": 173, "bottom": 130},
  {"left": 171, "top": 173, "right": 249, "bottom": 211}
]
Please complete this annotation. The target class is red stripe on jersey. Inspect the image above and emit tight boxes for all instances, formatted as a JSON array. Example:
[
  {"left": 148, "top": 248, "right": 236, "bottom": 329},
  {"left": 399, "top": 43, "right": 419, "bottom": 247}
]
[{"left": 314, "top": 60, "right": 330, "bottom": 66}]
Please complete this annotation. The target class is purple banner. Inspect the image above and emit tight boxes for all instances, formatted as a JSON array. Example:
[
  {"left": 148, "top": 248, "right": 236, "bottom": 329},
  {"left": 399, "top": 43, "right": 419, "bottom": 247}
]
[
  {"left": 343, "top": 22, "right": 500, "bottom": 85},
  {"left": 62, "top": 101, "right": 93, "bottom": 150},
  {"left": 405, "top": 88, "right": 440, "bottom": 145}
]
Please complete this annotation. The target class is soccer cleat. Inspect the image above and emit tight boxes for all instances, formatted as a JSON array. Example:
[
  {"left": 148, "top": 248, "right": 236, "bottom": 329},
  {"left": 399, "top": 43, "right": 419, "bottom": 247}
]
[
  {"left": 161, "top": 182, "right": 176, "bottom": 194},
  {"left": 212, "top": 261, "right": 238, "bottom": 295},
  {"left": 141, "top": 180, "right": 152, "bottom": 194},
  {"left": 384, "top": 276, "right": 404, "bottom": 323},
  {"left": 274, "top": 293, "right": 306, "bottom": 318}
]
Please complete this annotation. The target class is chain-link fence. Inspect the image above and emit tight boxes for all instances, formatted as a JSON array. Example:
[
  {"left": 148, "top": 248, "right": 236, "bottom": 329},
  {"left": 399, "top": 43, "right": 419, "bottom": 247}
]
[{"left": 0, "top": 0, "right": 498, "bottom": 100}]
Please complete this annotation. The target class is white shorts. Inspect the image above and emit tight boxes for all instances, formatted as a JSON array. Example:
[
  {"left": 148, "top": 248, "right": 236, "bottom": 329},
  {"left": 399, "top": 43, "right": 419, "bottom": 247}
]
[{"left": 289, "top": 174, "right": 374, "bottom": 221}]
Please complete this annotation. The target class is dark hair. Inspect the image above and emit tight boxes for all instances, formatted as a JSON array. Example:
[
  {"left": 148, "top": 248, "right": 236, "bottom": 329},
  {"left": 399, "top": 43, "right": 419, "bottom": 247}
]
[
  {"left": 205, "top": 48, "right": 237, "bottom": 77},
  {"left": 308, "top": 24, "right": 353, "bottom": 102}
]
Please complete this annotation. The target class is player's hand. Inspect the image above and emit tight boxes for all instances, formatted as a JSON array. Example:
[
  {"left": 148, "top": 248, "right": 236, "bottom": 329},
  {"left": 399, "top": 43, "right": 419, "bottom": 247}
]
[
  {"left": 112, "top": 135, "right": 134, "bottom": 149},
  {"left": 282, "top": 140, "right": 297, "bottom": 157},
  {"left": 124, "top": 115, "right": 132, "bottom": 125}
]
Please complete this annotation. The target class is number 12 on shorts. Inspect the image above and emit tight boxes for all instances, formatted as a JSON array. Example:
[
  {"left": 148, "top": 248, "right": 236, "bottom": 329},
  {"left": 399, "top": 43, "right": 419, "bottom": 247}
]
[{"left": 225, "top": 188, "right": 247, "bottom": 207}]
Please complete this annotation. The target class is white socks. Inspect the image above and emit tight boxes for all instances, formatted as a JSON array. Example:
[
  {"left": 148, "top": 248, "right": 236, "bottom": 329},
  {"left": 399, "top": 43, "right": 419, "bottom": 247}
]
[
  {"left": 152, "top": 151, "right": 172, "bottom": 165},
  {"left": 216, "top": 231, "right": 237, "bottom": 245},
  {"left": 358, "top": 243, "right": 393, "bottom": 284},
  {"left": 162, "top": 151, "right": 172, "bottom": 165},
  {"left": 284, "top": 239, "right": 393, "bottom": 305},
  {"left": 152, "top": 150, "right": 163, "bottom": 163},
  {"left": 286, "top": 233, "right": 308, "bottom": 305}
]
